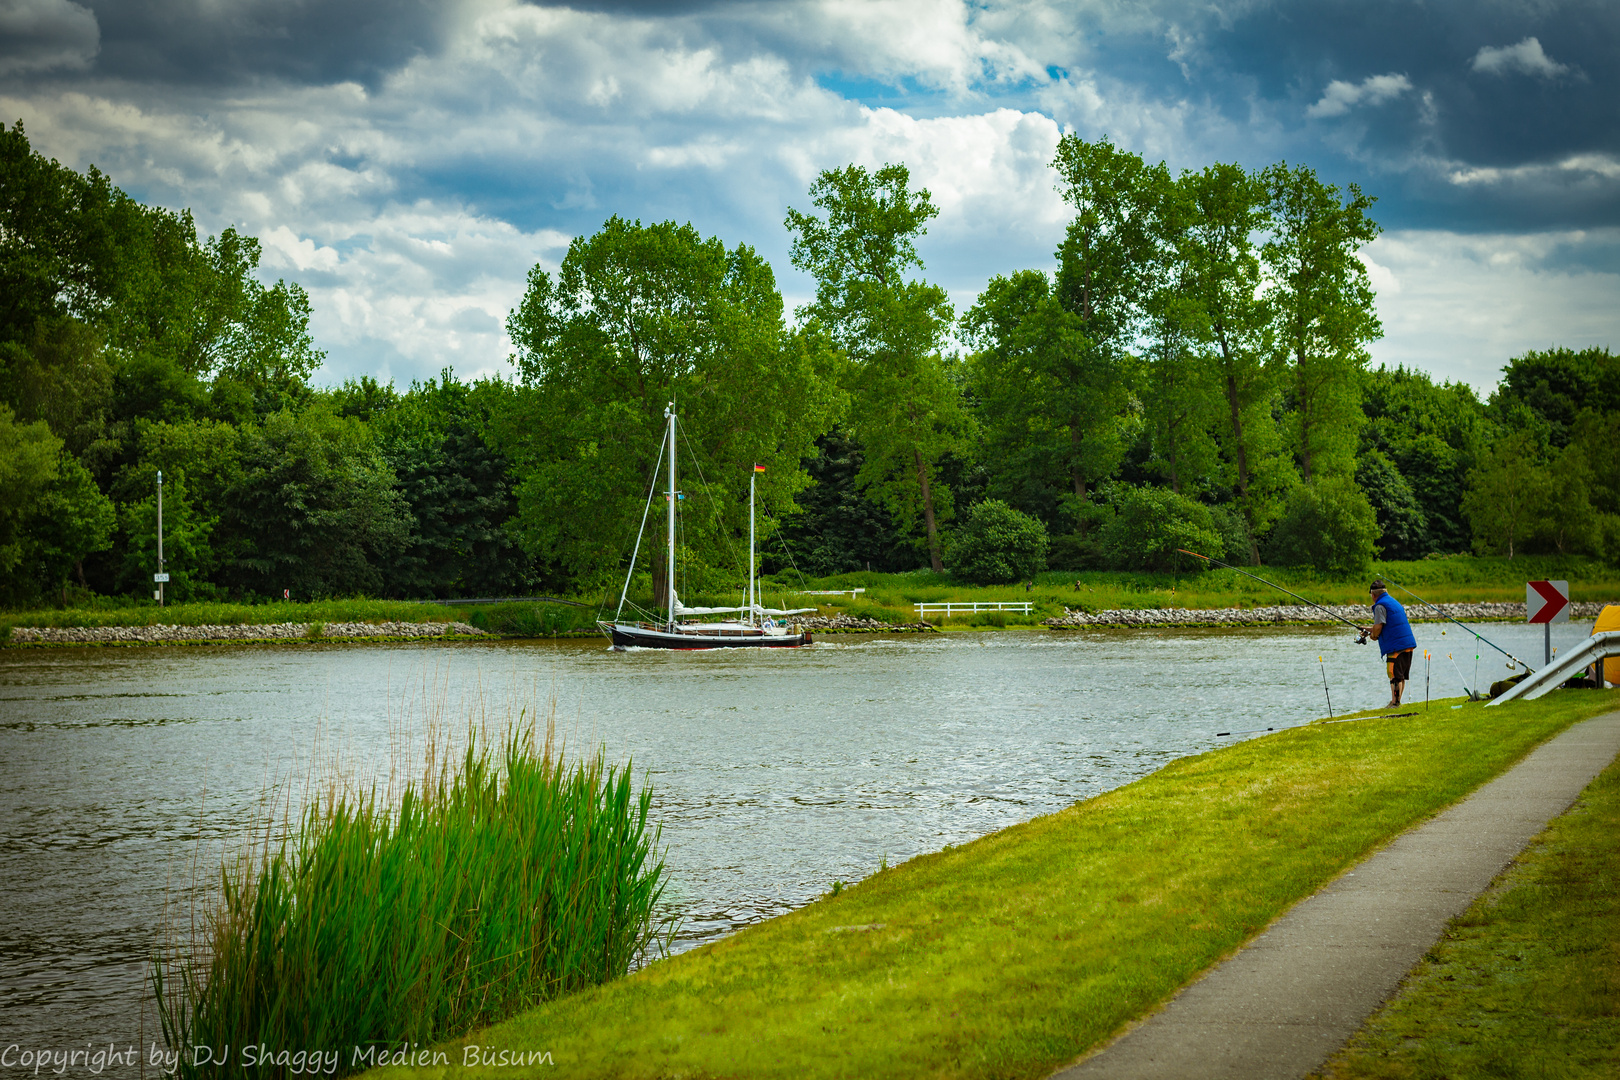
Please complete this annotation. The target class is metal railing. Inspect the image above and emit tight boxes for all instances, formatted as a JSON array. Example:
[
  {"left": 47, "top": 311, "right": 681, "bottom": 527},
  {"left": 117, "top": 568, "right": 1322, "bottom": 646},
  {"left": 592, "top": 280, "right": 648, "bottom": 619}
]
[
  {"left": 798, "top": 588, "right": 867, "bottom": 597},
  {"left": 915, "top": 601, "right": 1032, "bottom": 618}
]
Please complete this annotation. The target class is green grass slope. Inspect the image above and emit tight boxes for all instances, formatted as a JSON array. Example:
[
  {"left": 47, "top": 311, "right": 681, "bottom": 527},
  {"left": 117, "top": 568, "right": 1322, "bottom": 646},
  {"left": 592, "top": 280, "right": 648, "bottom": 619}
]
[{"left": 371, "top": 692, "right": 1620, "bottom": 1080}]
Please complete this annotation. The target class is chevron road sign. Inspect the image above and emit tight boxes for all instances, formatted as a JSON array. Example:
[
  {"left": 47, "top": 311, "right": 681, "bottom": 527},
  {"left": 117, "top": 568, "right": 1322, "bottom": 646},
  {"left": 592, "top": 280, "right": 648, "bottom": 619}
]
[{"left": 1527, "top": 580, "right": 1570, "bottom": 624}]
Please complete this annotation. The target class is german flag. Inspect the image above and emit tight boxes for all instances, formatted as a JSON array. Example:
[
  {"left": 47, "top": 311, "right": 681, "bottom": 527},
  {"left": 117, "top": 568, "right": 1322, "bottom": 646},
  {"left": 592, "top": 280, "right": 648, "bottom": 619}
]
[{"left": 753, "top": 464, "right": 766, "bottom": 473}]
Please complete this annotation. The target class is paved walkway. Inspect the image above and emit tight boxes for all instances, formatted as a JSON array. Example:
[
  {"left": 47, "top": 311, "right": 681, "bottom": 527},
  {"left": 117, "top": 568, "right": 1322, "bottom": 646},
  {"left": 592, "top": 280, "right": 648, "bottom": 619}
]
[{"left": 1053, "top": 709, "right": 1620, "bottom": 1080}]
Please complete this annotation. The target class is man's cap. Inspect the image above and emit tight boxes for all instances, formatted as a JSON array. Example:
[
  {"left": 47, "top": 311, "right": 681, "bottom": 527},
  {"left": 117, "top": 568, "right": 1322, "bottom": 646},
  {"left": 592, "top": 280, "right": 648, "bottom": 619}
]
[{"left": 1369, "top": 579, "right": 1387, "bottom": 592}]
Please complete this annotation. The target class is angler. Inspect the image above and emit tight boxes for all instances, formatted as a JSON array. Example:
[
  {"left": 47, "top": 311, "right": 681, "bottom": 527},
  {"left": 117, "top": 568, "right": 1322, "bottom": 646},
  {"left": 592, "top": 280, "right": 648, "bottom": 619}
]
[{"left": 1359, "top": 580, "right": 1417, "bottom": 707}]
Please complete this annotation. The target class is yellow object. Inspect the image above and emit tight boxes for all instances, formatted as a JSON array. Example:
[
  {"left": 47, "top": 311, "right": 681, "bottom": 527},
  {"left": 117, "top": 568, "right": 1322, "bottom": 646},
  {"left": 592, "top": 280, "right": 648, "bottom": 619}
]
[{"left": 1594, "top": 605, "right": 1620, "bottom": 685}]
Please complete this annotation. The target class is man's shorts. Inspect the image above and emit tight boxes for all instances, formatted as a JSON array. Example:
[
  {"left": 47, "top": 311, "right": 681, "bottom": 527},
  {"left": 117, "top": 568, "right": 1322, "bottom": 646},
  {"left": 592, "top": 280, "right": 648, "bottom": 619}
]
[{"left": 1387, "top": 648, "right": 1414, "bottom": 685}]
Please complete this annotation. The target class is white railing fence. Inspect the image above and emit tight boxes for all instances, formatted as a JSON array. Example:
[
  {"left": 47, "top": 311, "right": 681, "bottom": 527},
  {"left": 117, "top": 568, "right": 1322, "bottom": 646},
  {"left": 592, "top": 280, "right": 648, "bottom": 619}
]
[{"left": 915, "top": 602, "right": 1032, "bottom": 618}]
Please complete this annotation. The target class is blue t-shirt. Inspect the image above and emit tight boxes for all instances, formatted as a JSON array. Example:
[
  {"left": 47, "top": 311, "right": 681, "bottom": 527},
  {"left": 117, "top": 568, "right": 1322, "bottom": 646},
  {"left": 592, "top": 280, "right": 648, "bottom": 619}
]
[{"left": 1372, "top": 594, "right": 1417, "bottom": 655}]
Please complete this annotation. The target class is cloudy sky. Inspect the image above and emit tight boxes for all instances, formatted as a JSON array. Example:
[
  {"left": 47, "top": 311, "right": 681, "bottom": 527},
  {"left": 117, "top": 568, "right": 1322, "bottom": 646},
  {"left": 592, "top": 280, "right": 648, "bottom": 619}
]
[{"left": 3, "top": 0, "right": 1616, "bottom": 393}]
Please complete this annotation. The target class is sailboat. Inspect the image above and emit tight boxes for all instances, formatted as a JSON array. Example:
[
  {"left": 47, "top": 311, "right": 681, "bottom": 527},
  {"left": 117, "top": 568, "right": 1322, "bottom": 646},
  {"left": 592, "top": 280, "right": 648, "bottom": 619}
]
[{"left": 599, "top": 403, "right": 816, "bottom": 650}]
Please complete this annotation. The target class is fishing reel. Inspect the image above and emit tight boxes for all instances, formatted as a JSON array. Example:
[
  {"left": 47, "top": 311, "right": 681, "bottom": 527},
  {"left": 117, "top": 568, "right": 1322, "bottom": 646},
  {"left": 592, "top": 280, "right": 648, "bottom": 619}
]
[{"left": 1354, "top": 632, "right": 1369, "bottom": 645}]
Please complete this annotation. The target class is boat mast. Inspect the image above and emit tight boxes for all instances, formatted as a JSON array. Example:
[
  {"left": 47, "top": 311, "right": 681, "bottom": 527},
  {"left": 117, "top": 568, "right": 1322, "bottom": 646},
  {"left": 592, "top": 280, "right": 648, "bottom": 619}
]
[
  {"left": 748, "top": 466, "right": 756, "bottom": 627},
  {"left": 665, "top": 403, "right": 677, "bottom": 631}
]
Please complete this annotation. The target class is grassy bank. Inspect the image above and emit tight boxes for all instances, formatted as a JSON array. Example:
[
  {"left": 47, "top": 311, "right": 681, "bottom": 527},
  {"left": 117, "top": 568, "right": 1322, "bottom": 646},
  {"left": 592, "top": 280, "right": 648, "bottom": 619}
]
[
  {"left": 1321, "top": 753, "right": 1620, "bottom": 1078},
  {"left": 781, "top": 554, "right": 1620, "bottom": 628},
  {"left": 369, "top": 690, "right": 1620, "bottom": 1080},
  {"left": 7, "top": 554, "right": 1617, "bottom": 638},
  {"left": 0, "top": 598, "right": 605, "bottom": 639},
  {"left": 153, "top": 722, "right": 671, "bottom": 1080}
]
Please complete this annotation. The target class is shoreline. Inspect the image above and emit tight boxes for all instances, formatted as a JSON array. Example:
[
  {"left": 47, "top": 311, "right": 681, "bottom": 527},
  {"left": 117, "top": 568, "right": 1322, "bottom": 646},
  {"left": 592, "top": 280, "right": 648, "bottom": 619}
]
[
  {"left": 5, "top": 599, "right": 1612, "bottom": 646},
  {"left": 1044, "top": 599, "right": 1610, "bottom": 628}
]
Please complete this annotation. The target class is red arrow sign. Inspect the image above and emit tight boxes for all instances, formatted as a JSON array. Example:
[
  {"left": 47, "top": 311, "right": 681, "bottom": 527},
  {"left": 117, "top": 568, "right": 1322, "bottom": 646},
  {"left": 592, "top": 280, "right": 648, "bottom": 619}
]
[{"left": 1527, "top": 580, "right": 1569, "bottom": 624}]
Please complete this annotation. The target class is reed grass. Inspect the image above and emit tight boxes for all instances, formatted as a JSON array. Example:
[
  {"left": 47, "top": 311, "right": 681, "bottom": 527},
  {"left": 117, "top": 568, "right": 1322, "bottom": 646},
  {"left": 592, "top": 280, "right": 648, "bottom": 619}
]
[{"left": 151, "top": 716, "right": 672, "bottom": 1080}]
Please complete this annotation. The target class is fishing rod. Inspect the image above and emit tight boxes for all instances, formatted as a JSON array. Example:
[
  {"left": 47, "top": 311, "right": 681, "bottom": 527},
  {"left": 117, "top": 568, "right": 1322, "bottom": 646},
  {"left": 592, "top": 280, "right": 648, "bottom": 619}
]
[
  {"left": 1176, "top": 550, "right": 1368, "bottom": 638},
  {"left": 1384, "top": 579, "right": 1534, "bottom": 673},
  {"left": 1447, "top": 652, "right": 1483, "bottom": 700}
]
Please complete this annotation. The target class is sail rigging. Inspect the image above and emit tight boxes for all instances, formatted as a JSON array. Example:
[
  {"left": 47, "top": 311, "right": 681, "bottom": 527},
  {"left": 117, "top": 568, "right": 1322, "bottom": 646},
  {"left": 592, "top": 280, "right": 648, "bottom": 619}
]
[{"left": 599, "top": 403, "right": 813, "bottom": 650}]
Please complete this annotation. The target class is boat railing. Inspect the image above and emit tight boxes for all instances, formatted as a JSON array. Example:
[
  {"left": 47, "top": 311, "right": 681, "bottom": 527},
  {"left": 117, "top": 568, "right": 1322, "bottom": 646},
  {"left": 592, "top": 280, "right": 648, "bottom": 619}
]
[{"left": 915, "top": 601, "right": 1033, "bottom": 618}]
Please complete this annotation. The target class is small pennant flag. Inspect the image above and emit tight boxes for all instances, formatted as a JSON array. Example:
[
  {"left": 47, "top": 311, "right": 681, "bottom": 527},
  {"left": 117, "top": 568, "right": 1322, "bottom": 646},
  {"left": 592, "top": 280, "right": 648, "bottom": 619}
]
[{"left": 753, "top": 464, "right": 767, "bottom": 473}]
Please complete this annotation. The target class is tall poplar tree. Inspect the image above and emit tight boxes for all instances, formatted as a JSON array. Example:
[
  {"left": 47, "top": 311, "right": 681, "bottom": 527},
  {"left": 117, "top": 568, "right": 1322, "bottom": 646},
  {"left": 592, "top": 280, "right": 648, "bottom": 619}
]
[
  {"left": 1047, "top": 135, "right": 1161, "bottom": 526},
  {"left": 1177, "top": 163, "right": 1294, "bottom": 563},
  {"left": 1262, "top": 163, "right": 1382, "bottom": 481},
  {"left": 786, "top": 163, "right": 964, "bottom": 572}
]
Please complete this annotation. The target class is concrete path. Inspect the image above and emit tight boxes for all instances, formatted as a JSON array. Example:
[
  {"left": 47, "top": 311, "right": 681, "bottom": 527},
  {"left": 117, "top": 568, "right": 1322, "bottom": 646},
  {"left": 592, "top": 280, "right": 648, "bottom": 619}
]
[{"left": 1053, "top": 709, "right": 1620, "bottom": 1080}]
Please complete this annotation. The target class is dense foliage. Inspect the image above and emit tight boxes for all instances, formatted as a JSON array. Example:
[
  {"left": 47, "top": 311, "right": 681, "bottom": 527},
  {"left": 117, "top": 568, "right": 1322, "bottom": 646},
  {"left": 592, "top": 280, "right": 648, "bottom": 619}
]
[{"left": 2, "top": 120, "right": 1615, "bottom": 607}]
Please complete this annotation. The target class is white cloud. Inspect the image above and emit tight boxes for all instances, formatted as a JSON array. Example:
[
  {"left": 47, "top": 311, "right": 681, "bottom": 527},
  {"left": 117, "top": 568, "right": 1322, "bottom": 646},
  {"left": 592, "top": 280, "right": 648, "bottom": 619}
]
[
  {"left": 0, "top": 0, "right": 97, "bottom": 76},
  {"left": 1446, "top": 152, "right": 1620, "bottom": 186},
  {"left": 1365, "top": 229, "right": 1620, "bottom": 393},
  {"left": 1306, "top": 73, "right": 1413, "bottom": 119},
  {"left": 1470, "top": 37, "right": 1570, "bottom": 79}
]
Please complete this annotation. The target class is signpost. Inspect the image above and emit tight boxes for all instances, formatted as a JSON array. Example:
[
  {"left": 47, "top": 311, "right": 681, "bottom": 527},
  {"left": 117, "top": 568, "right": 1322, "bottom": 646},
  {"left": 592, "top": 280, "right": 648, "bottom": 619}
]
[
  {"left": 155, "top": 471, "right": 165, "bottom": 607},
  {"left": 1527, "top": 579, "right": 1569, "bottom": 665}
]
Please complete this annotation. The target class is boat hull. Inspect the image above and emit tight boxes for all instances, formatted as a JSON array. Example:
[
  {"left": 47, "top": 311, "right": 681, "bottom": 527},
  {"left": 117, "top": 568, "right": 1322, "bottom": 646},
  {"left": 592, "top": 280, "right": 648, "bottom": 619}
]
[{"left": 603, "top": 622, "right": 811, "bottom": 650}]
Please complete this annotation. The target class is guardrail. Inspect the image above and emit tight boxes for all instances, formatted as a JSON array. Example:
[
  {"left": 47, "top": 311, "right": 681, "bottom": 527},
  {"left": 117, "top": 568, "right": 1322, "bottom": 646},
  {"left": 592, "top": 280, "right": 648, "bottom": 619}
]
[{"left": 915, "top": 601, "right": 1032, "bottom": 618}]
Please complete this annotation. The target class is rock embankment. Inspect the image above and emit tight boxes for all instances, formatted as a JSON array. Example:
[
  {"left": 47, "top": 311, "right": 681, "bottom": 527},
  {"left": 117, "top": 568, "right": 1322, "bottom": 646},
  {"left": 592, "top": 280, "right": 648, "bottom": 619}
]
[
  {"left": 8, "top": 621, "right": 484, "bottom": 645},
  {"left": 799, "top": 614, "right": 936, "bottom": 633},
  {"left": 1044, "top": 601, "right": 1611, "bottom": 629}
]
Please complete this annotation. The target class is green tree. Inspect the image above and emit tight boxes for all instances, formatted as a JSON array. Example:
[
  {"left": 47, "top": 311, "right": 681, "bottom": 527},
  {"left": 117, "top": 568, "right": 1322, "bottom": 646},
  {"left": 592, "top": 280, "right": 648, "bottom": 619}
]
[
  {"left": 0, "top": 406, "right": 62, "bottom": 581},
  {"left": 1262, "top": 164, "right": 1382, "bottom": 481},
  {"left": 219, "top": 407, "right": 410, "bottom": 598},
  {"left": 962, "top": 270, "right": 1137, "bottom": 530},
  {"left": 1461, "top": 430, "right": 1552, "bottom": 559},
  {"left": 503, "top": 217, "right": 842, "bottom": 595},
  {"left": 1491, "top": 347, "right": 1620, "bottom": 448},
  {"left": 786, "top": 163, "right": 965, "bottom": 571},
  {"left": 1097, "top": 484, "right": 1225, "bottom": 572},
  {"left": 374, "top": 373, "right": 532, "bottom": 598},
  {"left": 1354, "top": 449, "right": 1428, "bottom": 560},
  {"left": 1264, "top": 476, "right": 1380, "bottom": 574},
  {"left": 1048, "top": 136, "right": 1162, "bottom": 521},
  {"left": 1177, "top": 163, "right": 1293, "bottom": 563},
  {"left": 948, "top": 499, "right": 1048, "bottom": 584},
  {"left": 1140, "top": 191, "right": 1222, "bottom": 497},
  {"left": 1359, "top": 365, "right": 1488, "bottom": 554},
  {"left": 118, "top": 469, "right": 215, "bottom": 601},
  {"left": 0, "top": 316, "right": 114, "bottom": 458},
  {"left": 1, "top": 122, "right": 323, "bottom": 417},
  {"left": 770, "top": 430, "right": 911, "bottom": 577},
  {"left": 1571, "top": 411, "right": 1620, "bottom": 566},
  {"left": 21, "top": 453, "right": 115, "bottom": 601}
]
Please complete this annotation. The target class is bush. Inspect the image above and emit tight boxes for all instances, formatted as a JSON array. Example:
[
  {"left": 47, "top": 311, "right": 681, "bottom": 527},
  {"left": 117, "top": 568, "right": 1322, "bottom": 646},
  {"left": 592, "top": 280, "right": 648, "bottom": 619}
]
[
  {"left": 948, "top": 500, "right": 1049, "bottom": 584},
  {"left": 1264, "top": 475, "right": 1380, "bottom": 575},
  {"left": 152, "top": 725, "right": 670, "bottom": 1080},
  {"left": 1097, "top": 486, "right": 1225, "bottom": 572}
]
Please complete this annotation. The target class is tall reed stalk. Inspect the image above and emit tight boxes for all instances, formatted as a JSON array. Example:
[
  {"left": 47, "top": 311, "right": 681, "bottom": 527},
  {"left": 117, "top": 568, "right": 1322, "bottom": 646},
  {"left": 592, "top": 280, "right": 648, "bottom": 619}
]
[{"left": 152, "top": 716, "right": 671, "bottom": 1079}]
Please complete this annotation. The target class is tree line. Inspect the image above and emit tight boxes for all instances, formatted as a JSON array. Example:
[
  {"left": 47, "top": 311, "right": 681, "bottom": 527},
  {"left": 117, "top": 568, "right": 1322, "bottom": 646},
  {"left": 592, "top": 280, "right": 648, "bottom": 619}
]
[{"left": 2, "top": 120, "right": 1616, "bottom": 606}]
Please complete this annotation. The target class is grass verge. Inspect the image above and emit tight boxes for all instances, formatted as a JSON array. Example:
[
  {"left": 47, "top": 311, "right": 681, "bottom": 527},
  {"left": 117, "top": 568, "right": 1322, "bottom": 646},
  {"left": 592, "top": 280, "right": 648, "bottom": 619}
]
[
  {"left": 773, "top": 554, "right": 1620, "bottom": 624},
  {"left": 1319, "top": 749, "right": 1620, "bottom": 1079},
  {"left": 370, "top": 690, "right": 1620, "bottom": 1080},
  {"left": 0, "top": 597, "right": 459, "bottom": 631},
  {"left": 154, "top": 720, "right": 672, "bottom": 1080}
]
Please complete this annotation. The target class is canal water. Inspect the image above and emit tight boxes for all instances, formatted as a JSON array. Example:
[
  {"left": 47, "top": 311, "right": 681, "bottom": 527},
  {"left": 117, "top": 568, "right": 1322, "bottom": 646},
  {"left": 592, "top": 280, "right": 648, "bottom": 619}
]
[{"left": 0, "top": 620, "right": 1597, "bottom": 1071}]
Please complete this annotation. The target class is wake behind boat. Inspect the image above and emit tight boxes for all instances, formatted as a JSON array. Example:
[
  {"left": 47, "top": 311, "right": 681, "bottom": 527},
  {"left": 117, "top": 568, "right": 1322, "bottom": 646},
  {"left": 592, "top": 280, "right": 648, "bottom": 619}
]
[{"left": 599, "top": 403, "right": 814, "bottom": 651}]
